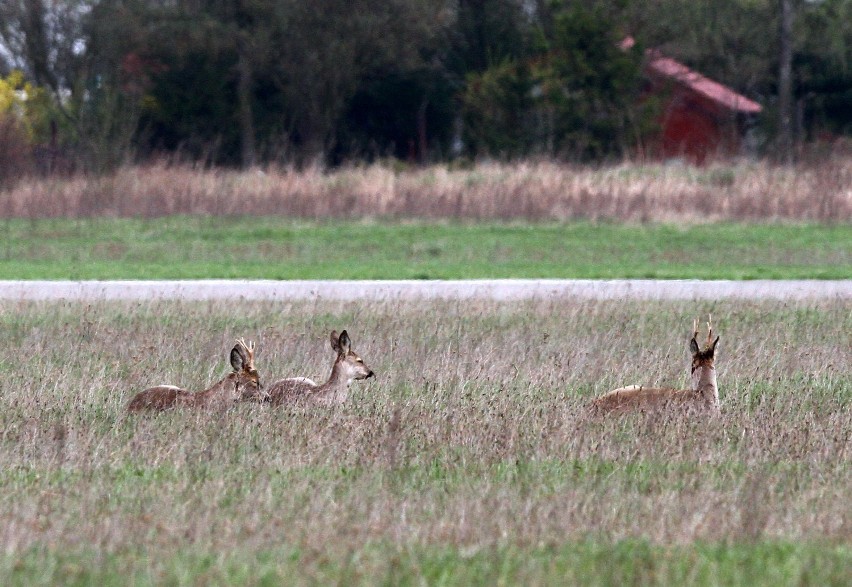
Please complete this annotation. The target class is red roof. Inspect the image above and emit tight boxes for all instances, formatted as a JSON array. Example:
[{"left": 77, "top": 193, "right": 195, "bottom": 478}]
[{"left": 646, "top": 53, "right": 762, "bottom": 114}]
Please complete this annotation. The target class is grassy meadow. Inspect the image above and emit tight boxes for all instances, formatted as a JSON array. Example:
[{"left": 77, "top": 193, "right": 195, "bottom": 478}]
[
  {"left": 0, "top": 298, "right": 849, "bottom": 585},
  {"left": 2, "top": 218, "right": 851, "bottom": 280}
]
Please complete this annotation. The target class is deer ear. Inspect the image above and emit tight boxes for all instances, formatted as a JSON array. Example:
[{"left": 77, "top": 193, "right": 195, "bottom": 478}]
[
  {"left": 710, "top": 335, "right": 720, "bottom": 354},
  {"left": 230, "top": 345, "right": 246, "bottom": 371},
  {"left": 338, "top": 330, "right": 351, "bottom": 354},
  {"left": 330, "top": 330, "right": 340, "bottom": 352},
  {"left": 689, "top": 338, "right": 700, "bottom": 355}
]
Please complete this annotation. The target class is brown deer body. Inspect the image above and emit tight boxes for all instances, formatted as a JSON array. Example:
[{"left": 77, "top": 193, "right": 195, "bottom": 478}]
[
  {"left": 253, "top": 330, "right": 374, "bottom": 406},
  {"left": 592, "top": 316, "right": 720, "bottom": 413},
  {"left": 127, "top": 339, "right": 262, "bottom": 411}
]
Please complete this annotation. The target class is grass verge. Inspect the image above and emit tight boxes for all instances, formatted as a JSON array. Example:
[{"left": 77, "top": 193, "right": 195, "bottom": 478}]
[
  {"left": 1, "top": 218, "right": 850, "bottom": 279},
  {"left": 3, "top": 541, "right": 849, "bottom": 586}
]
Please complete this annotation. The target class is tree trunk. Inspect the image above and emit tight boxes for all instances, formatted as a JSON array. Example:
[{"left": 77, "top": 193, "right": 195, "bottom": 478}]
[
  {"left": 237, "top": 48, "right": 256, "bottom": 169},
  {"left": 417, "top": 96, "right": 429, "bottom": 164},
  {"left": 778, "top": 0, "right": 794, "bottom": 163}
]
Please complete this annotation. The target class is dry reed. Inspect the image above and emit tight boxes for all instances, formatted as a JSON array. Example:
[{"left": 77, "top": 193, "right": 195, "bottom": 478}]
[{"left": 1, "top": 157, "right": 850, "bottom": 222}]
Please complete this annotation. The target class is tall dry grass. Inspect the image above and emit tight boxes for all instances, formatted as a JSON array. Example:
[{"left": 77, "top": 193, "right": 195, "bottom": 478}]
[
  {"left": 0, "top": 298, "right": 849, "bottom": 566},
  {"left": 1, "top": 157, "right": 850, "bottom": 222}
]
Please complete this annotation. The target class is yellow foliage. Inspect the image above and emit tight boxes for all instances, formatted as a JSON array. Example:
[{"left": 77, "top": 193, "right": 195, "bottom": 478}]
[
  {"left": 0, "top": 70, "right": 29, "bottom": 111},
  {"left": 0, "top": 70, "right": 52, "bottom": 142}
]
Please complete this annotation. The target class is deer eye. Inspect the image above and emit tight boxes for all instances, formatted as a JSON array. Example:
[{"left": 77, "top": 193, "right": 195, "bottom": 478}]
[{"left": 356, "top": 358, "right": 363, "bottom": 363}]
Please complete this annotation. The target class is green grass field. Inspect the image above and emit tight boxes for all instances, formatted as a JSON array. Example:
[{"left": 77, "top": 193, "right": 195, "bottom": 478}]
[
  {"left": 3, "top": 541, "right": 848, "bottom": 585},
  {"left": 0, "top": 298, "right": 849, "bottom": 585},
  {"left": 2, "top": 217, "right": 850, "bottom": 279}
]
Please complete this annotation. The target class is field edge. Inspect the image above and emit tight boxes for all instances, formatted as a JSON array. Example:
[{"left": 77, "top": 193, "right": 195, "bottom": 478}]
[{"left": 2, "top": 540, "right": 849, "bottom": 586}]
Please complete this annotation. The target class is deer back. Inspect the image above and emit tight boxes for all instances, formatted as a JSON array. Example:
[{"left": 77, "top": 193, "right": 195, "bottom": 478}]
[
  {"left": 127, "top": 339, "right": 262, "bottom": 411},
  {"left": 126, "top": 385, "right": 190, "bottom": 411}
]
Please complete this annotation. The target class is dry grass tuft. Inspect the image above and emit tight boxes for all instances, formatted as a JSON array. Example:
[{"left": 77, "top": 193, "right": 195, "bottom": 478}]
[
  {"left": 1, "top": 157, "right": 850, "bottom": 221},
  {"left": 0, "top": 297, "right": 849, "bottom": 567}
]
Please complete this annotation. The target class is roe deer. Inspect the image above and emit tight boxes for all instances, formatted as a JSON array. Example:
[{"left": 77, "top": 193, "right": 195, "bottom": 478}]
[
  {"left": 591, "top": 315, "right": 720, "bottom": 413},
  {"left": 256, "top": 330, "right": 374, "bottom": 406},
  {"left": 127, "top": 339, "right": 262, "bottom": 411}
]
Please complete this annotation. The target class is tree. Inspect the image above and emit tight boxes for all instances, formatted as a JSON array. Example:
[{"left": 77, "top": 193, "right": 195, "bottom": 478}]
[
  {"left": 4, "top": 0, "right": 846, "bottom": 169},
  {"left": 267, "top": 0, "right": 451, "bottom": 164},
  {"left": 448, "top": 0, "right": 532, "bottom": 75},
  {"left": 0, "top": 71, "right": 38, "bottom": 182},
  {"left": 0, "top": 0, "right": 156, "bottom": 170},
  {"left": 0, "top": 1, "right": 87, "bottom": 94},
  {"left": 133, "top": 0, "right": 452, "bottom": 165},
  {"left": 0, "top": 1, "right": 93, "bottom": 126},
  {"left": 778, "top": 0, "right": 795, "bottom": 161},
  {"left": 461, "top": 1, "right": 649, "bottom": 160},
  {"left": 795, "top": 0, "right": 852, "bottom": 138}
]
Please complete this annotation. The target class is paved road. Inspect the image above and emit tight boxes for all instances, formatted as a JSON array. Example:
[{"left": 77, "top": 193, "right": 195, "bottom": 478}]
[{"left": 0, "top": 279, "right": 850, "bottom": 301}]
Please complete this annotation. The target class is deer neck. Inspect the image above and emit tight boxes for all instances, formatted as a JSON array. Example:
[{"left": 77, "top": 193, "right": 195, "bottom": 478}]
[
  {"left": 195, "top": 373, "right": 237, "bottom": 405},
  {"left": 692, "top": 366, "right": 719, "bottom": 410},
  {"left": 314, "top": 360, "right": 351, "bottom": 404}
]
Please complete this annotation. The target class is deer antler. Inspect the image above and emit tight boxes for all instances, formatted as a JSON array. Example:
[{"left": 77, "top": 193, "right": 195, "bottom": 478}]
[
  {"left": 235, "top": 338, "right": 256, "bottom": 364},
  {"left": 706, "top": 314, "right": 714, "bottom": 345},
  {"left": 692, "top": 317, "right": 700, "bottom": 340}
]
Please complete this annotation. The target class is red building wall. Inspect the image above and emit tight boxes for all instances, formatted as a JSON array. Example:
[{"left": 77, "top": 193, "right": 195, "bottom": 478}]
[
  {"left": 642, "top": 53, "right": 760, "bottom": 164},
  {"left": 658, "top": 92, "right": 740, "bottom": 164}
]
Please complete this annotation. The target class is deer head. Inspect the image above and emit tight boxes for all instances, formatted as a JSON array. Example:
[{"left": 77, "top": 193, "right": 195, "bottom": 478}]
[
  {"left": 329, "top": 329, "right": 374, "bottom": 384},
  {"left": 231, "top": 338, "right": 264, "bottom": 401},
  {"left": 689, "top": 315, "right": 719, "bottom": 405}
]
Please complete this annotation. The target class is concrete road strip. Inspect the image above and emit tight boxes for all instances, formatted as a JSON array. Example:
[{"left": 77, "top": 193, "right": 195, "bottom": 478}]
[{"left": 0, "top": 279, "right": 850, "bottom": 301}]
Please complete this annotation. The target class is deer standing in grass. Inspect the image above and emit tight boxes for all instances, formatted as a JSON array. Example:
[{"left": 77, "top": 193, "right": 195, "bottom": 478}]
[
  {"left": 127, "top": 339, "right": 262, "bottom": 411},
  {"left": 592, "top": 316, "right": 720, "bottom": 413},
  {"left": 252, "top": 330, "right": 374, "bottom": 406}
]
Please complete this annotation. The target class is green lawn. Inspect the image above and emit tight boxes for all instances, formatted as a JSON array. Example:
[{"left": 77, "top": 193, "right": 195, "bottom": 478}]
[
  {"left": 1, "top": 217, "right": 850, "bottom": 279},
  {"left": 4, "top": 541, "right": 848, "bottom": 586}
]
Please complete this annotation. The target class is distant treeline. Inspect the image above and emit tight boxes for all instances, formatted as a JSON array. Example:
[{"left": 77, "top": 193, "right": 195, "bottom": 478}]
[{"left": 0, "top": 0, "right": 850, "bottom": 171}]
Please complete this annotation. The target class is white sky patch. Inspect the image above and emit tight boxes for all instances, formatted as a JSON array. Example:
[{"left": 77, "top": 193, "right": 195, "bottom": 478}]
[{"left": 0, "top": 42, "right": 18, "bottom": 71}]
